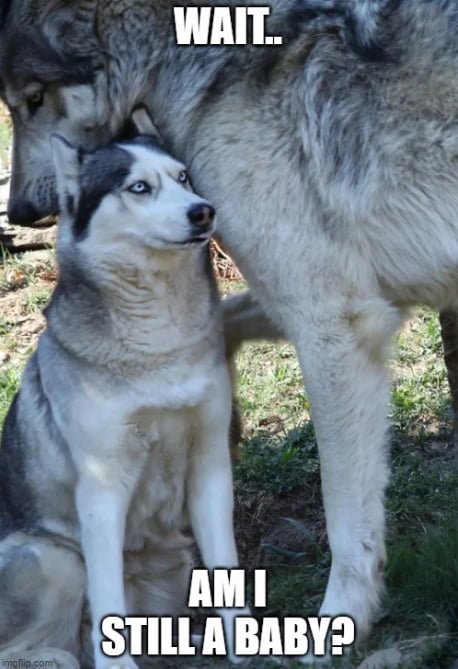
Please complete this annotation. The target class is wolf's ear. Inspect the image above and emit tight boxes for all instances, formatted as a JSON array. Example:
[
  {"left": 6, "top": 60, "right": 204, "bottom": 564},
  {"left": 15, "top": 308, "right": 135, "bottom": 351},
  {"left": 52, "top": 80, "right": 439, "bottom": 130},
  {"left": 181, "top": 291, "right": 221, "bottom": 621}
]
[
  {"left": 0, "top": 0, "right": 12, "bottom": 28},
  {"left": 50, "top": 134, "right": 83, "bottom": 215},
  {"left": 127, "top": 105, "right": 164, "bottom": 143}
]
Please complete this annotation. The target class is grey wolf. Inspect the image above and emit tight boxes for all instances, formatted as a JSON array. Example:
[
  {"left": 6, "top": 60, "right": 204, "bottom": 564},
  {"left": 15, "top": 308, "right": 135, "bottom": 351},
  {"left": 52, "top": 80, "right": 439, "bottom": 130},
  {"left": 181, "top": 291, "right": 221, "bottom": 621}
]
[
  {"left": 1, "top": 0, "right": 458, "bottom": 659},
  {"left": 0, "top": 108, "right": 248, "bottom": 668}
]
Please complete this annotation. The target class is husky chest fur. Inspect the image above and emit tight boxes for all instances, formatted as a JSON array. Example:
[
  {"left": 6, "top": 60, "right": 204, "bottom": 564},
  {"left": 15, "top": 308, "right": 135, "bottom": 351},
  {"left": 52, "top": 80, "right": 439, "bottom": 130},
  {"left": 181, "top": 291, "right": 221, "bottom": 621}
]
[{"left": 0, "top": 112, "right": 244, "bottom": 668}]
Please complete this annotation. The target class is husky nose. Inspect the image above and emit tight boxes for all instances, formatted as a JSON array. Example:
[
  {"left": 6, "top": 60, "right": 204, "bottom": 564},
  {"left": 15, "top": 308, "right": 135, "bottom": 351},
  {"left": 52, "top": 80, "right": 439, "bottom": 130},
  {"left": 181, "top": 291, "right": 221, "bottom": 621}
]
[
  {"left": 187, "top": 203, "right": 215, "bottom": 227},
  {"left": 7, "top": 199, "right": 41, "bottom": 225}
]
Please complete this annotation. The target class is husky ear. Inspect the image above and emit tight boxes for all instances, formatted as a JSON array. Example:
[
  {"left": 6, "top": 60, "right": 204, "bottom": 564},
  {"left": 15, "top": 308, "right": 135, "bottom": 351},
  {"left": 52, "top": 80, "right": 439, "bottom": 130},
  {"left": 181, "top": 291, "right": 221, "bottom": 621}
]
[
  {"left": 128, "top": 105, "right": 164, "bottom": 143},
  {"left": 50, "top": 134, "right": 83, "bottom": 216}
]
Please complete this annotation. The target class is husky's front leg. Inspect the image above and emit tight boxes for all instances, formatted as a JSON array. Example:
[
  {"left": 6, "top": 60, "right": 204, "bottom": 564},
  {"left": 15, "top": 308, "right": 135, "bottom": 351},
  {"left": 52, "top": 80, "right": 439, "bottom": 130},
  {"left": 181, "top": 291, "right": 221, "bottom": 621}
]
[
  {"left": 75, "top": 441, "right": 140, "bottom": 669},
  {"left": 292, "top": 295, "right": 402, "bottom": 662},
  {"left": 188, "top": 367, "right": 249, "bottom": 665}
]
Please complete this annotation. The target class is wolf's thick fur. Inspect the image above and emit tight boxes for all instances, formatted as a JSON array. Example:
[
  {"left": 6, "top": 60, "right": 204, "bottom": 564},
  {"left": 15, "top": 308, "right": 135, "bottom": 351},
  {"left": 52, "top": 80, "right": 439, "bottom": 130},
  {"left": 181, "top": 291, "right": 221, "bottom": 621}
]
[
  {"left": 0, "top": 111, "right": 248, "bottom": 668},
  {"left": 1, "top": 0, "right": 458, "bottom": 656}
]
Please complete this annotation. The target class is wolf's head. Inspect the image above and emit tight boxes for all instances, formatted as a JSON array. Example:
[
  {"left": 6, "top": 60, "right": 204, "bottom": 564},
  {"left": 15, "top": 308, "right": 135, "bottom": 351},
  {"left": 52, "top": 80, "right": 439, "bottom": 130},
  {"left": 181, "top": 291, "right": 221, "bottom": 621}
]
[
  {"left": 0, "top": 0, "right": 403, "bottom": 228},
  {"left": 2, "top": 0, "right": 457, "bottom": 228},
  {"left": 51, "top": 108, "right": 215, "bottom": 266},
  {"left": 0, "top": 0, "right": 132, "bottom": 224}
]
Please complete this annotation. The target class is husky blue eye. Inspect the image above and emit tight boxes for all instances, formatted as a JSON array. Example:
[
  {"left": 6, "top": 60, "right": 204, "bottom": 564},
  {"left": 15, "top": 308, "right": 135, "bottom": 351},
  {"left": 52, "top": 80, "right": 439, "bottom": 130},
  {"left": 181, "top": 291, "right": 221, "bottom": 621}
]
[
  {"left": 128, "top": 181, "right": 151, "bottom": 194},
  {"left": 178, "top": 170, "right": 188, "bottom": 183}
]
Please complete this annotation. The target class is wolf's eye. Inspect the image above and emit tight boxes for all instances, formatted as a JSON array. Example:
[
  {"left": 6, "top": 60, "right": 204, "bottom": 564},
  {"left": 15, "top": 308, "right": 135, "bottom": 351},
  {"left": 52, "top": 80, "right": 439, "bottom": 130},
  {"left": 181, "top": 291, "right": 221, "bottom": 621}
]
[
  {"left": 26, "top": 90, "right": 44, "bottom": 113},
  {"left": 128, "top": 181, "right": 151, "bottom": 195},
  {"left": 178, "top": 170, "right": 188, "bottom": 184}
]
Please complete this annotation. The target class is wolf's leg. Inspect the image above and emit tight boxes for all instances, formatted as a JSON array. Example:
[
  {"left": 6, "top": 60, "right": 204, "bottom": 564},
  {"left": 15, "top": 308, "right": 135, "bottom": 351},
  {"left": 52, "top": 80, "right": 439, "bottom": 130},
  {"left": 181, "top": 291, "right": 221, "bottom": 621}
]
[
  {"left": 291, "top": 296, "right": 401, "bottom": 661},
  {"left": 187, "top": 366, "right": 249, "bottom": 665},
  {"left": 223, "top": 291, "right": 284, "bottom": 459},
  {"left": 223, "top": 291, "right": 284, "bottom": 356},
  {"left": 0, "top": 532, "right": 85, "bottom": 660},
  {"left": 76, "top": 457, "right": 140, "bottom": 669}
]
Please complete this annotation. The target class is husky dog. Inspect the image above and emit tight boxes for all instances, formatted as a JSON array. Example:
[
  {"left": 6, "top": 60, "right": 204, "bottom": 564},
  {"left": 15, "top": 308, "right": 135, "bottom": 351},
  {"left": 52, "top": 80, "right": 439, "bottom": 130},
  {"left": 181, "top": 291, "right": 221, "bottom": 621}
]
[
  {"left": 0, "top": 107, "right": 248, "bottom": 668},
  {"left": 1, "top": 0, "right": 458, "bottom": 655}
]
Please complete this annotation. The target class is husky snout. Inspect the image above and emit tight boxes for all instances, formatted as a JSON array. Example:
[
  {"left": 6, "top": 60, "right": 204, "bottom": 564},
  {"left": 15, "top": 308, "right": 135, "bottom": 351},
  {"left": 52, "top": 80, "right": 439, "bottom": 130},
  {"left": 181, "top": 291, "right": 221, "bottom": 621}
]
[{"left": 187, "top": 202, "right": 216, "bottom": 240}]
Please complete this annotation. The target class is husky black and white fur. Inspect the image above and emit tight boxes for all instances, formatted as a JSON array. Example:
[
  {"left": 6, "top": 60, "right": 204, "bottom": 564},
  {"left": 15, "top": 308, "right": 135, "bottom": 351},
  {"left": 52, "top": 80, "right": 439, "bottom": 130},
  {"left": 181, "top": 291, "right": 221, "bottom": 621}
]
[
  {"left": 0, "top": 109, "right": 248, "bottom": 668},
  {"left": 1, "top": 0, "right": 458, "bottom": 661}
]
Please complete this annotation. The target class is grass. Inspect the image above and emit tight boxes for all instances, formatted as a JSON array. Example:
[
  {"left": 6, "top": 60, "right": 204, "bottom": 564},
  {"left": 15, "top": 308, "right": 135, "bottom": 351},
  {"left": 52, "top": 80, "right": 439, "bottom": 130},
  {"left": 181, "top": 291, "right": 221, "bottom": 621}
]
[
  {"left": 0, "top": 108, "right": 11, "bottom": 172},
  {"left": 0, "top": 250, "right": 55, "bottom": 425},
  {"left": 0, "top": 366, "right": 20, "bottom": 427},
  {"left": 0, "top": 254, "right": 457, "bottom": 667},
  {"left": 0, "top": 248, "right": 55, "bottom": 293},
  {"left": 235, "top": 424, "right": 318, "bottom": 496}
]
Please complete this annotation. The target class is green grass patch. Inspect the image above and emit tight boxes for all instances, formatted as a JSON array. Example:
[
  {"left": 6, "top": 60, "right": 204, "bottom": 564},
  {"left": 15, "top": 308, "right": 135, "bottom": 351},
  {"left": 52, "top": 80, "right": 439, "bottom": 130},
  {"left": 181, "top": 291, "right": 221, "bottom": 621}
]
[
  {"left": 0, "top": 115, "right": 11, "bottom": 171},
  {"left": 0, "top": 366, "right": 20, "bottom": 427},
  {"left": 0, "top": 250, "right": 55, "bottom": 294},
  {"left": 23, "top": 286, "right": 53, "bottom": 312},
  {"left": 236, "top": 424, "right": 319, "bottom": 496}
]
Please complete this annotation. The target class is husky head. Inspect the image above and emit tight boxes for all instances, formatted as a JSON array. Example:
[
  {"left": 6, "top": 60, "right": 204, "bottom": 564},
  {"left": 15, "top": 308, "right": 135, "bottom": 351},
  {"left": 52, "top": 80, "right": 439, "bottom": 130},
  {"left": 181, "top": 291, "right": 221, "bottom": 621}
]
[{"left": 51, "top": 108, "right": 215, "bottom": 260}]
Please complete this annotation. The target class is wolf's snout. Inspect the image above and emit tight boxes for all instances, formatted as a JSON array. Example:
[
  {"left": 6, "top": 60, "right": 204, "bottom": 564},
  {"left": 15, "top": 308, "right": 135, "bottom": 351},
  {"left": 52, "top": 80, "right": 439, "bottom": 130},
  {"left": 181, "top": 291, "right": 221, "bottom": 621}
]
[
  {"left": 7, "top": 199, "right": 41, "bottom": 226},
  {"left": 187, "top": 203, "right": 215, "bottom": 228}
]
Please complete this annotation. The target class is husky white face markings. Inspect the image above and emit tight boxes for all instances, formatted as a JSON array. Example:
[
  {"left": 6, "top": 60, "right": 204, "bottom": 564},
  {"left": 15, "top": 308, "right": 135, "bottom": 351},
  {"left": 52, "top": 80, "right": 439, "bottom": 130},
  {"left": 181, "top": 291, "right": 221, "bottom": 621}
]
[{"left": 83, "top": 144, "right": 215, "bottom": 252}]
